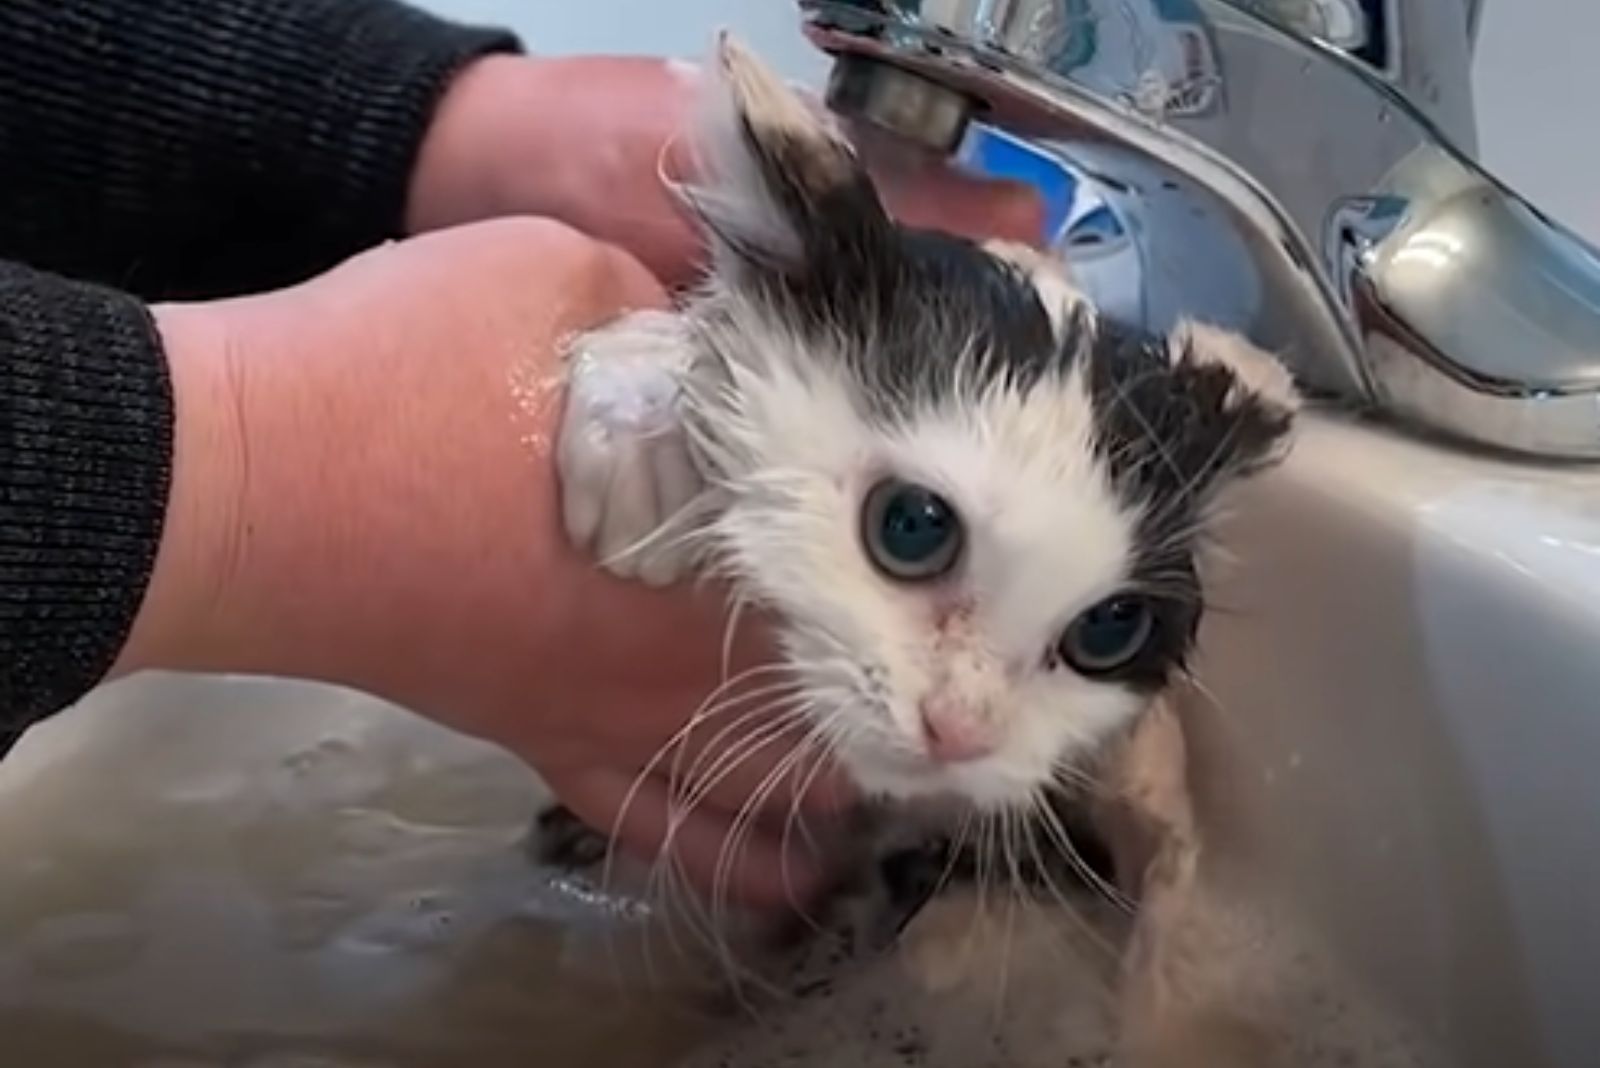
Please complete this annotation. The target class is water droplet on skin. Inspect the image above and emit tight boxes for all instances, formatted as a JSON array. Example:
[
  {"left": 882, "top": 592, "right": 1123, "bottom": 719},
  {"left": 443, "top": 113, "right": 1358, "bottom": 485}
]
[{"left": 1378, "top": 107, "right": 1392, "bottom": 124}]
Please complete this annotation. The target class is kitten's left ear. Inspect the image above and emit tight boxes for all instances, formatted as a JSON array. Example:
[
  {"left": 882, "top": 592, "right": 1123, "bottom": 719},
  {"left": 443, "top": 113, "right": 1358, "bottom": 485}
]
[
  {"left": 674, "top": 32, "right": 892, "bottom": 280},
  {"left": 1167, "top": 319, "right": 1300, "bottom": 476}
]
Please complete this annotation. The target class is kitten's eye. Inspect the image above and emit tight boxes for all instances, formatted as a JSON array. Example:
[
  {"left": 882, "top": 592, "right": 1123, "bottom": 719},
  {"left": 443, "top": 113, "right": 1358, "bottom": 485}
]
[
  {"left": 1057, "top": 595, "right": 1155, "bottom": 676},
  {"left": 861, "top": 478, "right": 964, "bottom": 581}
]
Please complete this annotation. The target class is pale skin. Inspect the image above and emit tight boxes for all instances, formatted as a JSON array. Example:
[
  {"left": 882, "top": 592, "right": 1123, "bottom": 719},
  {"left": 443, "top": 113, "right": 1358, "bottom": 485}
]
[{"left": 106, "top": 53, "right": 1043, "bottom": 910}]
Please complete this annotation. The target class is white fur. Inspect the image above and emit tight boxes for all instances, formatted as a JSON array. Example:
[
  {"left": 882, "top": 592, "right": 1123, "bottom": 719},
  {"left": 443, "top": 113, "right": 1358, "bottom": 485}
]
[
  {"left": 690, "top": 309, "right": 1145, "bottom": 808},
  {"left": 561, "top": 282, "right": 1149, "bottom": 810},
  {"left": 553, "top": 35, "right": 1285, "bottom": 813}
]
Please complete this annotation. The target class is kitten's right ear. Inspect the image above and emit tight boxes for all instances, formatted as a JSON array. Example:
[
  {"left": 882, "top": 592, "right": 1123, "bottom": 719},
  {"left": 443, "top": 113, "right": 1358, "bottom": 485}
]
[
  {"left": 674, "top": 32, "right": 892, "bottom": 279},
  {"left": 1166, "top": 319, "right": 1300, "bottom": 478}
]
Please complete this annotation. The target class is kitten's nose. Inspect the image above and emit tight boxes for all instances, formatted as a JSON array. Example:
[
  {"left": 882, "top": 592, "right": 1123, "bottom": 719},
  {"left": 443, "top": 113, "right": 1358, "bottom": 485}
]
[{"left": 918, "top": 696, "right": 996, "bottom": 764}]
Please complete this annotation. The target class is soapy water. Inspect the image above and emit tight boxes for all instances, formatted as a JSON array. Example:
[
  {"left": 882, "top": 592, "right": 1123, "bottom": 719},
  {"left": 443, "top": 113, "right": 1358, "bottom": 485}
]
[{"left": 0, "top": 673, "right": 1442, "bottom": 1067}]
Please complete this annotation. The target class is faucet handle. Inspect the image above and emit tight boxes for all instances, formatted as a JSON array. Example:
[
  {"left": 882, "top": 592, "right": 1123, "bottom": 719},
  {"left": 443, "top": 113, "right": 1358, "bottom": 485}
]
[
  {"left": 1331, "top": 151, "right": 1600, "bottom": 459},
  {"left": 799, "top": 0, "right": 1600, "bottom": 460}
]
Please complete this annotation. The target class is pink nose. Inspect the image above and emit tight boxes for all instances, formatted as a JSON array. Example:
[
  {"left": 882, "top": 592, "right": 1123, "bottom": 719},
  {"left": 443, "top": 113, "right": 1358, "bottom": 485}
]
[{"left": 919, "top": 696, "right": 996, "bottom": 764}]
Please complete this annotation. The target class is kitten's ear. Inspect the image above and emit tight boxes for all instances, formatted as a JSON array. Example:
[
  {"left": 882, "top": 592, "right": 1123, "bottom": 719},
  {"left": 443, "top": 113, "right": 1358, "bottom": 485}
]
[
  {"left": 675, "top": 32, "right": 891, "bottom": 278},
  {"left": 1166, "top": 319, "right": 1299, "bottom": 477}
]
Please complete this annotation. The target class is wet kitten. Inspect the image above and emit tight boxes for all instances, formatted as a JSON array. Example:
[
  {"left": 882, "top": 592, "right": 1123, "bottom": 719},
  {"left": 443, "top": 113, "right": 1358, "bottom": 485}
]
[{"left": 538, "top": 33, "right": 1297, "bottom": 980}]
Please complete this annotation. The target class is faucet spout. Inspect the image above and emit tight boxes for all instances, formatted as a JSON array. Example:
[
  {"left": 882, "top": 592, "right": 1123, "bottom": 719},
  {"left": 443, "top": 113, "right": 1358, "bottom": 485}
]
[{"left": 799, "top": 0, "right": 1600, "bottom": 461}]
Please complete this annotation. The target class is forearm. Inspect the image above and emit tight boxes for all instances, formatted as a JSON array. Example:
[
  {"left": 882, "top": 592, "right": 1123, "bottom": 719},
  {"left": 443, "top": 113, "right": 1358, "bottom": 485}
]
[
  {"left": 108, "top": 224, "right": 633, "bottom": 728},
  {"left": 113, "top": 274, "right": 542, "bottom": 702},
  {"left": 0, "top": 0, "right": 519, "bottom": 301},
  {"left": 0, "top": 229, "right": 554, "bottom": 753},
  {"left": 0, "top": 236, "right": 555, "bottom": 749}
]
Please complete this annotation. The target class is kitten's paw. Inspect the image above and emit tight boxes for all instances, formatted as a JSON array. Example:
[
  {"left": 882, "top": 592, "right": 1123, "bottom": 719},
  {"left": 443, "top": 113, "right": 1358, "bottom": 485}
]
[{"left": 557, "top": 310, "right": 705, "bottom": 587}]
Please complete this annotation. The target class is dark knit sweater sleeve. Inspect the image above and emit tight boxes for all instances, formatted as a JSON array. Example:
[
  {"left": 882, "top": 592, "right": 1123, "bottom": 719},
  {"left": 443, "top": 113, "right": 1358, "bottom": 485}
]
[
  {"left": 1, "top": 0, "right": 524, "bottom": 753},
  {"left": 0, "top": 0, "right": 522, "bottom": 301},
  {"left": 1, "top": 264, "right": 170, "bottom": 754}
]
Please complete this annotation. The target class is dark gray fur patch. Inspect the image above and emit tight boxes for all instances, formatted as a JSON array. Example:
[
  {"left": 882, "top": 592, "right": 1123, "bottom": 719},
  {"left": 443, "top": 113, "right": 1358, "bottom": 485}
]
[
  {"left": 704, "top": 105, "right": 1292, "bottom": 692},
  {"left": 1082, "top": 317, "right": 1293, "bottom": 689},
  {"left": 714, "top": 121, "right": 1062, "bottom": 417}
]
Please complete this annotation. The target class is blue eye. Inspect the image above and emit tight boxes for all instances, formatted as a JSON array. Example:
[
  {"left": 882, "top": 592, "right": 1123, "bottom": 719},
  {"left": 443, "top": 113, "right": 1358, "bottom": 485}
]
[
  {"left": 861, "top": 478, "right": 963, "bottom": 581},
  {"left": 1058, "top": 595, "right": 1155, "bottom": 676}
]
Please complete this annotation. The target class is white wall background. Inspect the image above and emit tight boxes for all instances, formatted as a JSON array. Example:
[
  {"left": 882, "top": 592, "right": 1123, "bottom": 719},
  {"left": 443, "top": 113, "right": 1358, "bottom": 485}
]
[
  {"left": 413, "top": 0, "right": 1599, "bottom": 243},
  {"left": 1474, "top": 2, "right": 1600, "bottom": 241}
]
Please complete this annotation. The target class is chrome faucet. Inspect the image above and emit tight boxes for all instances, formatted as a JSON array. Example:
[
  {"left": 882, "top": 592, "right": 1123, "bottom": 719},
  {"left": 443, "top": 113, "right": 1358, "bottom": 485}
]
[{"left": 798, "top": 0, "right": 1600, "bottom": 460}]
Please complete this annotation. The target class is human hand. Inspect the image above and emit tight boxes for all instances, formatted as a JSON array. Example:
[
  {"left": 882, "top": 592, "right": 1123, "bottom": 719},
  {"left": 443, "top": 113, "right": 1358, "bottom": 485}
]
[
  {"left": 120, "top": 219, "right": 848, "bottom": 910},
  {"left": 406, "top": 53, "right": 1046, "bottom": 284}
]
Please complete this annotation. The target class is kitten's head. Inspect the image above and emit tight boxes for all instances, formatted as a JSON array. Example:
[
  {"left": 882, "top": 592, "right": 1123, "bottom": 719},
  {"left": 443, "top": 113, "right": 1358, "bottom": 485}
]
[{"left": 674, "top": 35, "right": 1297, "bottom": 809}]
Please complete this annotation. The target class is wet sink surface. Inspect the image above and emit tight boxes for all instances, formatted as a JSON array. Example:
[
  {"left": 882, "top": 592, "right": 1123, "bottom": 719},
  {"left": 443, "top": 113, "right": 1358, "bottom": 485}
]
[
  {"left": 0, "top": 674, "right": 1125, "bottom": 1068},
  {"left": 0, "top": 663, "right": 1430, "bottom": 1068}
]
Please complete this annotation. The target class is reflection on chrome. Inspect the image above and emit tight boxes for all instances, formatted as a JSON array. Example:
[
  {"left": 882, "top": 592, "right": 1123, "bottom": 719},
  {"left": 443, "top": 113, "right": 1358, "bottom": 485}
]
[{"left": 800, "top": 0, "right": 1600, "bottom": 460}]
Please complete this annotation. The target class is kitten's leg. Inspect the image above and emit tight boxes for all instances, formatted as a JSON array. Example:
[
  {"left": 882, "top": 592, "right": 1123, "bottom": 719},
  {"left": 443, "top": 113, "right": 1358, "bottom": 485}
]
[
  {"left": 1088, "top": 700, "right": 1285, "bottom": 1068},
  {"left": 1090, "top": 698, "right": 1197, "bottom": 903},
  {"left": 557, "top": 308, "right": 707, "bottom": 588}
]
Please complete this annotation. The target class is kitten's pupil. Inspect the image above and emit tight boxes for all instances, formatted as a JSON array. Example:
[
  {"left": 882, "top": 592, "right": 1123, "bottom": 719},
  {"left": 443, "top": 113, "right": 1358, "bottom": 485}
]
[
  {"left": 862, "top": 479, "right": 963, "bottom": 580},
  {"left": 1058, "top": 595, "right": 1155, "bottom": 676}
]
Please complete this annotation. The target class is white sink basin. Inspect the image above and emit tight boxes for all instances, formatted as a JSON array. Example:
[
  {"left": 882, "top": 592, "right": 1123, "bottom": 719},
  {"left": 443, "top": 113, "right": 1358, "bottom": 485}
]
[
  {"left": 0, "top": 407, "right": 1595, "bottom": 1067},
  {"left": 1189, "top": 412, "right": 1600, "bottom": 1068}
]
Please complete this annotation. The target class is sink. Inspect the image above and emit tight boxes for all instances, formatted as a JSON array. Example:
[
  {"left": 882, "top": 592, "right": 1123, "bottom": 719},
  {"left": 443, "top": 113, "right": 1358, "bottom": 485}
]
[
  {"left": 2, "top": 406, "right": 1597, "bottom": 1067},
  {"left": 1184, "top": 412, "right": 1600, "bottom": 1068},
  {"left": 5, "top": 0, "right": 1599, "bottom": 1060}
]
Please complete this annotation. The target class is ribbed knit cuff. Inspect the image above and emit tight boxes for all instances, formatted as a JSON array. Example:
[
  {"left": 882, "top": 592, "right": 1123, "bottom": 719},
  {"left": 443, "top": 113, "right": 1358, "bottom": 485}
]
[
  {"left": 0, "top": 0, "right": 523, "bottom": 300},
  {"left": 209, "top": 0, "right": 526, "bottom": 261},
  {"left": 0, "top": 263, "right": 173, "bottom": 747}
]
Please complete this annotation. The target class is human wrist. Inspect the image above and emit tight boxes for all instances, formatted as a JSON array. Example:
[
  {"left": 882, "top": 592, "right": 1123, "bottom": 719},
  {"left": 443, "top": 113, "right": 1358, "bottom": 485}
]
[
  {"left": 112, "top": 298, "right": 249, "bottom": 679},
  {"left": 114, "top": 225, "right": 645, "bottom": 730},
  {"left": 118, "top": 273, "right": 511, "bottom": 700}
]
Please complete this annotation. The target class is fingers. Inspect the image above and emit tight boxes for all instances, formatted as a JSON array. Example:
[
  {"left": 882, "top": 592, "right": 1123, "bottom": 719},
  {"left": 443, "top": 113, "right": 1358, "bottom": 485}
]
[
  {"left": 590, "top": 240, "right": 676, "bottom": 314},
  {"left": 666, "top": 711, "right": 855, "bottom": 820},
  {"left": 880, "top": 169, "right": 1048, "bottom": 247},
  {"left": 841, "top": 111, "right": 1047, "bottom": 247},
  {"left": 551, "top": 766, "right": 835, "bottom": 912}
]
